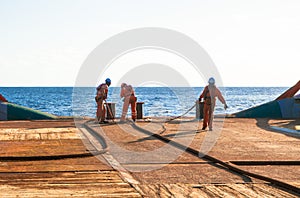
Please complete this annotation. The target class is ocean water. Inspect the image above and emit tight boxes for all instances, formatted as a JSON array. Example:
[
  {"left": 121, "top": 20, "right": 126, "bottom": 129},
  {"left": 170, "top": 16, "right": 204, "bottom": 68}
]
[{"left": 0, "top": 87, "right": 289, "bottom": 118}]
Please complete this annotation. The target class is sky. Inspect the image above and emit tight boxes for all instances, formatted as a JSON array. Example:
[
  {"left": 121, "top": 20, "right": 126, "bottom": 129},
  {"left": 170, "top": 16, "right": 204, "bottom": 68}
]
[{"left": 0, "top": 0, "right": 299, "bottom": 87}]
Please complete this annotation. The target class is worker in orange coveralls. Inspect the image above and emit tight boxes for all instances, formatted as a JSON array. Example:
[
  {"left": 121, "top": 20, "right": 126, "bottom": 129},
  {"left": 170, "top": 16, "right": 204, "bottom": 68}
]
[
  {"left": 0, "top": 94, "right": 8, "bottom": 102},
  {"left": 120, "top": 83, "right": 137, "bottom": 123},
  {"left": 95, "top": 78, "right": 111, "bottom": 123},
  {"left": 199, "top": 77, "right": 228, "bottom": 131}
]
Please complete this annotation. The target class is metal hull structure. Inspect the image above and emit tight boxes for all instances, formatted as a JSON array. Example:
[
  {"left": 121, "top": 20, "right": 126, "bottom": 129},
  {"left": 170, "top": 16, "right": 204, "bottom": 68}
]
[
  {"left": 0, "top": 102, "right": 56, "bottom": 121},
  {"left": 234, "top": 81, "right": 300, "bottom": 118}
]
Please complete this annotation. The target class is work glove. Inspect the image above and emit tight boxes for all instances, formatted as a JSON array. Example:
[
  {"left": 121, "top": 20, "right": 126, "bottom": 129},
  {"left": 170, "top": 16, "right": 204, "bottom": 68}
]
[{"left": 224, "top": 104, "right": 228, "bottom": 110}]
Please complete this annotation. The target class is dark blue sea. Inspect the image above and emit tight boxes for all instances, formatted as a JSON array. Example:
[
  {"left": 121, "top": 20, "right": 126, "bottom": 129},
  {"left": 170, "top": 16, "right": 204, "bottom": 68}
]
[{"left": 0, "top": 87, "right": 289, "bottom": 118}]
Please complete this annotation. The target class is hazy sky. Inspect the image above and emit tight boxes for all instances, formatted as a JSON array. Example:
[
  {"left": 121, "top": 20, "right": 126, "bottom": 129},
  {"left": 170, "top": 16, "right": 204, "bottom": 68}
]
[{"left": 0, "top": 0, "right": 299, "bottom": 87}]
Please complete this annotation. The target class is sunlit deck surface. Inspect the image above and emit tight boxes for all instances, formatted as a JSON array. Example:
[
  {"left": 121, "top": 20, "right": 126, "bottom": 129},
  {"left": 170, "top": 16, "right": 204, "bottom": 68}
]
[{"left": 0, "top": 118, "right": 299, "bottom": 197}]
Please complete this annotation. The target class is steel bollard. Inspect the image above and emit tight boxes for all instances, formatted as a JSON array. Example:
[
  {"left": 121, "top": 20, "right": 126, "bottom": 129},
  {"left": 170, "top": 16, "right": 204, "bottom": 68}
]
[
  {"left": 106, "top": 102, "right": 115, "bottom": 120},
  {"left": 196, "top": 101, "right": 204, "bottom": 120},
  {"left": 136, "top": 102, "right": 144, "bottom": 119}
]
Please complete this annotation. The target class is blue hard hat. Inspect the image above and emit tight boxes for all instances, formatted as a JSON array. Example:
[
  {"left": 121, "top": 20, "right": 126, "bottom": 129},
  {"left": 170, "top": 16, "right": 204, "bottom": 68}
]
[
  {"left": 208, "top": 77, "right": 215, "bottom": 84},
  {"left": 105, "top": 78, "right": 111, "bottom": 84}
]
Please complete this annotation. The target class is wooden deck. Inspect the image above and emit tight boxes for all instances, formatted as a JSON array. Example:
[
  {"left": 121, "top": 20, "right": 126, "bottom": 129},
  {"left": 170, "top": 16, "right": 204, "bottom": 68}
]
[
  {"left": 0, "top": 120, "right": 141, "bottom": 197},
  {"left": 0, "top": 118, "right": 299, "bottom": 197},
  {"left": 89, "top": 117, "right": 300, "bottom": 197}
]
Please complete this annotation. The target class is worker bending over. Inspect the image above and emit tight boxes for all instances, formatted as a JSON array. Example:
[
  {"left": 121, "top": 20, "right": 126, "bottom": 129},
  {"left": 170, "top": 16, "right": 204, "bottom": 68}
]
[
  {"left": 120, "top": 83, "right": 137, "bottom": 122},
  {"left": 199, "top": 77, "right": 228, "bottom": 131}
]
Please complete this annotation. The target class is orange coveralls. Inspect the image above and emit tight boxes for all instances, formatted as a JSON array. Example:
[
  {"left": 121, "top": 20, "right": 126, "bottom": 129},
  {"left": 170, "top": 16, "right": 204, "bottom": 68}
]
[
  {"left": 96, "top": 83, "right": 108, "bottom": 122},
  {"left": 120, "top": 84, "right": 137, "bottom": 121},
  {"left": 199, "top": 85, "right": 226, "bottom": 130}
]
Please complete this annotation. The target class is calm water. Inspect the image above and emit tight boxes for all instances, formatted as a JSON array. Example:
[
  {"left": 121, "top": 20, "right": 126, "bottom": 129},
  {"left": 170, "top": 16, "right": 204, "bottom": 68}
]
[{"left": 0, "top": 87, "right": 288, "bottom": 118}]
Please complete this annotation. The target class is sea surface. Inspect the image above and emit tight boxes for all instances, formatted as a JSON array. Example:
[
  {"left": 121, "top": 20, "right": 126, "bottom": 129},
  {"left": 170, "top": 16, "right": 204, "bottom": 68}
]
[{"left": 0, "top": 87, "right": 289, "bottom": 118}]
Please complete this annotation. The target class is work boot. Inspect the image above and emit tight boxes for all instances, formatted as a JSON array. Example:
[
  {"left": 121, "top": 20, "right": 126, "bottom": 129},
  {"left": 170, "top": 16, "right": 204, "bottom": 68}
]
[{"left": 202, "top": 126, "right": 207, "bottom": 130}]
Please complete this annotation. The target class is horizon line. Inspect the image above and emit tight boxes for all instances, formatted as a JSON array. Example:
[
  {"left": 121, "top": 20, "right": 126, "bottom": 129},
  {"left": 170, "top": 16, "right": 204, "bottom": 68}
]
[{"left": 1, "top": 86, "right": 290, "bottom": 88}]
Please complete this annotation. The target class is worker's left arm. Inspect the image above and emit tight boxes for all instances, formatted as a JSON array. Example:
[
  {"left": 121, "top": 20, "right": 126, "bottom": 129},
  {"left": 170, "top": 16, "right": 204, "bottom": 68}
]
[
  {"left": 216, "top": 88, "right": 228, "bottom": 109},
  {"left": 104, "top": 85, "right": 108, "bottom": 99}
]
